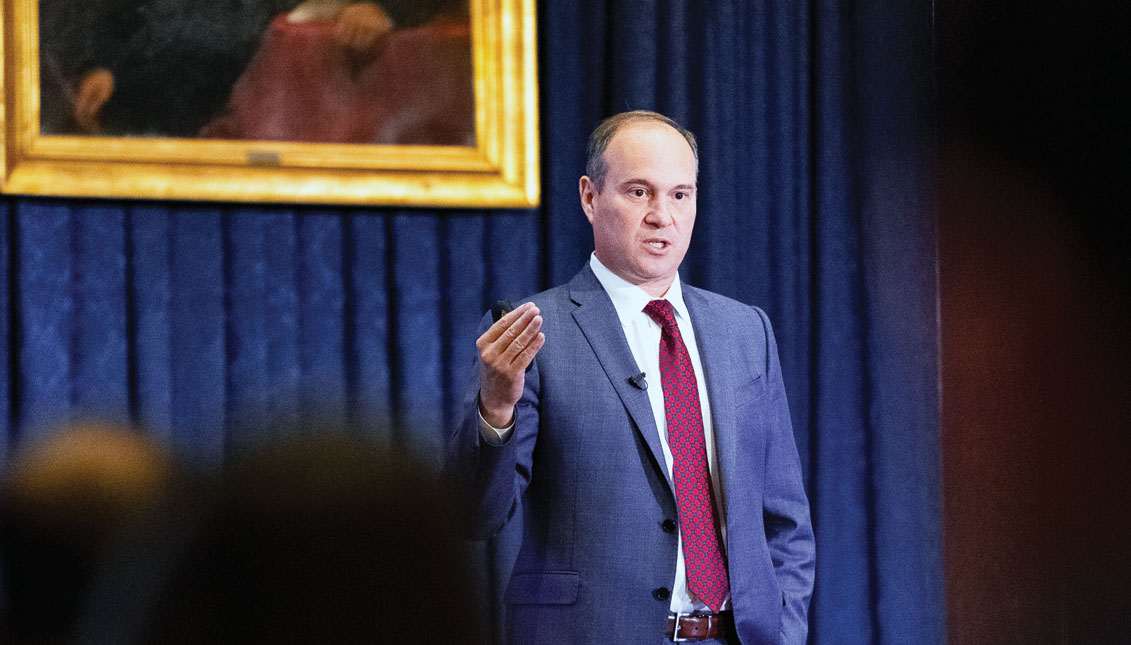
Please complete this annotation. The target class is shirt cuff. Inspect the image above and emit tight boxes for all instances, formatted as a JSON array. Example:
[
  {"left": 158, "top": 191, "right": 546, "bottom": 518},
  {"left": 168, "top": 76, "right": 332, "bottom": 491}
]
[{"left": 477, "top": 403, "right": 515, "bottom": 445}]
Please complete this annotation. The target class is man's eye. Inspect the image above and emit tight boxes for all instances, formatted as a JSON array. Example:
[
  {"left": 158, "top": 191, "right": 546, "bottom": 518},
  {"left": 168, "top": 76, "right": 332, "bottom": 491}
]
[
  {"left": 674, "top": 192, "right": 687, "bottom": 200},
  {"left": 630, "top": 188, "right": 647, "bottom": 197}
]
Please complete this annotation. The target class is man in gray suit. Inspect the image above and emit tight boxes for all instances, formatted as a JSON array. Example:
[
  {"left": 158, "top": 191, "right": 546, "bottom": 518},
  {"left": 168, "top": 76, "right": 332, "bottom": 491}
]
[{"left": 446, "top": 111, "right": 815, "bottom": 644}]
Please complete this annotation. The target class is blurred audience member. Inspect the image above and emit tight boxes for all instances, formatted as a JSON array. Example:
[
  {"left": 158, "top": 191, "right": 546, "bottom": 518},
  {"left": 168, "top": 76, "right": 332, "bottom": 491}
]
[
  {"left": 82, "top": 429, "right": 482, "bottom": 643},
  {"left": 0, "top": 424, "right": 180, "bottom": 644}
]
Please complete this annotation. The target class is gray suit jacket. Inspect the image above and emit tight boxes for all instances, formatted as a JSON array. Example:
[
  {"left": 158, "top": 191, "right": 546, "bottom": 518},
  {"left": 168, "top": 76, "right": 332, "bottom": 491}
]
[{"left": 445, "top": 266, "right": 815, "bottom": 644}]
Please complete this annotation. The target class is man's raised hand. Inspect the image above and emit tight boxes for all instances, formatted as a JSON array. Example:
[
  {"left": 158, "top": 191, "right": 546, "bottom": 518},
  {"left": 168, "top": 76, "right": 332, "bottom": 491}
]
[{"left": 476, "top": 302, "right": 544, "bottom": 428}]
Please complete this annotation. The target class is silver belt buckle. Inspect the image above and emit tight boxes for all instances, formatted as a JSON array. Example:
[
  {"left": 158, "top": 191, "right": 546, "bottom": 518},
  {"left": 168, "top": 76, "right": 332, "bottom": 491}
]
[
  {"left": 671, "top": 612, "right": 712, "bottom": 642},
  {"left": 671, "top": 612, "right": 689, "bottom": 642}
]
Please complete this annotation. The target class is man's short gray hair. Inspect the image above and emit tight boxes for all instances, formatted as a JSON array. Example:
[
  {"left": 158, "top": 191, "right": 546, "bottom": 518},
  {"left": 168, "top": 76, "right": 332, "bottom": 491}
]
[{"left": 585, "top": 110, "right": 699, "bottom": 191}]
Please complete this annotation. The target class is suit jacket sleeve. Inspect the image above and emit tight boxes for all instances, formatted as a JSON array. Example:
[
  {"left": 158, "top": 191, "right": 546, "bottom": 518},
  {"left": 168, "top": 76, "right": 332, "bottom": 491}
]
[
  {"left": 755, "top": 306, "right": 816, "bottom": 644},
  {"left": 443, "top": 310, "right": 541, "bottom": 540}
]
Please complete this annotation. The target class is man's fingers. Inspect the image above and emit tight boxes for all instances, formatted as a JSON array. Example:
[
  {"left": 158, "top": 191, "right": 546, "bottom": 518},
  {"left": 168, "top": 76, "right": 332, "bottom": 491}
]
[
  {"left": 500, "top": 315, "right": 543, "bottom": 367},
  {"left": 514, "top": 332, "right": 546, "bottom": 369},
  {"left": 490, "top": 302, "right": 533, "bottom": 341},
  {"left": 480, "top": 302, "right": 538, "bottom": 344},
  {"left": 475, "top": 302, "right": 544, "bottom": 382}
]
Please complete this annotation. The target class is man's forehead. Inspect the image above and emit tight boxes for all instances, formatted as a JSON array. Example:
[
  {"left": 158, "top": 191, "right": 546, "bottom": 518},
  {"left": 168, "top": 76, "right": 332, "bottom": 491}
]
[
  {"left": 604, "top": 123, "right": 697, "bottom": 179},
  {"left": 607, "top": 121, "right": 688, "bottom": 148}
]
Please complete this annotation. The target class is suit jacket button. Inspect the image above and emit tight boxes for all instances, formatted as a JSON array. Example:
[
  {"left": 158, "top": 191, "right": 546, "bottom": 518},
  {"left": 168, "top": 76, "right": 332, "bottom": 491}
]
[
  {"left": 661, "top": 519, "right": 677, "bottom": 533},
  {"left": 653, "top": 587, "right": 671, "bottom": 601}
]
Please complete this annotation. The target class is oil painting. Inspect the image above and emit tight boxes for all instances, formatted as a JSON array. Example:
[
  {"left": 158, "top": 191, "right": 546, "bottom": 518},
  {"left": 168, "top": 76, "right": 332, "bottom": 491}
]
[{"left": 2, "top": 0, "right": 538, "bottom": 207}]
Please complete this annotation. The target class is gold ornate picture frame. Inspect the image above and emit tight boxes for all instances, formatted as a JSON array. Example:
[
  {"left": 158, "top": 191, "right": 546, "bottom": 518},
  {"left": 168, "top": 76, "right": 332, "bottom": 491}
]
[{"left": 0, "top": 0, "right": 539, "bottom": 207}]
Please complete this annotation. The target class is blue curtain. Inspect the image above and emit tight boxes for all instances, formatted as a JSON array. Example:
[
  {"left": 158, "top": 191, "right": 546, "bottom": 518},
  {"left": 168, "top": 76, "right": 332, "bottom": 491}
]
[{"left": 0, "top": 0, "right": 941, "bottom": 641}]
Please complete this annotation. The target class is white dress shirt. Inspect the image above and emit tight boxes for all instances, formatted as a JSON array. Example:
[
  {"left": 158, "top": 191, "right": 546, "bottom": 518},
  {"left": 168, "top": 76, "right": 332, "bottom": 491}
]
[{"left": 480, "top": 253, "right": 730, "bottom": 613}]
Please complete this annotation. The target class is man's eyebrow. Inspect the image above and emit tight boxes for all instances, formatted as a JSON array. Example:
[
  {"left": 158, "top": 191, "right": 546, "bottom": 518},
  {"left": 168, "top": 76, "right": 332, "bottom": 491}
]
[
  {"left": 616, "top": 179, "right": 697, "bottom": 190},
  {"left": 618, "top": 178, "right": 654, "bottom": 187}
]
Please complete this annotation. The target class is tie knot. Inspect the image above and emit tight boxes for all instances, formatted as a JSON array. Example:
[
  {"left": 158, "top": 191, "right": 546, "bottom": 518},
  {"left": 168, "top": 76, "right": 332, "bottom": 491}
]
[{"left": 643, "top": 299, "right": 678, "bottom": 330}]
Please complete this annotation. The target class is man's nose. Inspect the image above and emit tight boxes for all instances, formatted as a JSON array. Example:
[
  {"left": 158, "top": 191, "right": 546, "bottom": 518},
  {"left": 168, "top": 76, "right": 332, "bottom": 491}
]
[{"left": 643, "top": 198, "right": 674, "bottom": 227}]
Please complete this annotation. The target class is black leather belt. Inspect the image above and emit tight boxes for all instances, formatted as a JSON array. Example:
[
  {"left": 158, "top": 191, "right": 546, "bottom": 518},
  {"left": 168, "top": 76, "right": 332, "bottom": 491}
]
[{"left": 666, "top": 611, "right": 733, "bottom": 641}]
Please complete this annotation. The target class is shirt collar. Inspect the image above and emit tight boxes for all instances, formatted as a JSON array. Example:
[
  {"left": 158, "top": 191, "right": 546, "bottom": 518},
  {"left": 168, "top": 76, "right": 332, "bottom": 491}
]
[{"left": 588, "top": 253, "right": 691, "bottom": 326}]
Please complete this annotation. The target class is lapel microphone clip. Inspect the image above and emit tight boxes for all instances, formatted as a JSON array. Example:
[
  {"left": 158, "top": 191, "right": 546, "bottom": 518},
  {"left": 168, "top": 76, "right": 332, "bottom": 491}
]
[{"left": 629, "top": 372, "right": 647, "bottom": 390}]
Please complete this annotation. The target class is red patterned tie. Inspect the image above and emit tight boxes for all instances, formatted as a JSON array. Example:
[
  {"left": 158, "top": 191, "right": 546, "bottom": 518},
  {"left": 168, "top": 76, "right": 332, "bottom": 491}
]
[{"left": 643, "top": 299, "right": 730, "bottom": 612}]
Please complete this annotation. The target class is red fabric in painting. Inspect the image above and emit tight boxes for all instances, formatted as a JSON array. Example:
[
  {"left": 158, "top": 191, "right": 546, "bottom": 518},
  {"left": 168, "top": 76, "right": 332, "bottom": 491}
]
[{"left": 201, "top": 16, "right": 474, "bottom": 145}]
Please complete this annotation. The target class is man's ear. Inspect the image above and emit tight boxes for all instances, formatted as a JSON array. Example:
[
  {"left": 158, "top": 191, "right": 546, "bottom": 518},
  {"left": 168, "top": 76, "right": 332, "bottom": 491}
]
[
  {"left": 74, "top": 68, "right": 114, "bottom": 134},
  {"left": 579, "top": 175, "right": 598, "bottom": 224}
]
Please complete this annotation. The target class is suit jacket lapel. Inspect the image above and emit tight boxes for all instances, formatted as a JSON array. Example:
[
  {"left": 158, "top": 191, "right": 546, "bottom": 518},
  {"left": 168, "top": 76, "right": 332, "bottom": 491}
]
[
  {"left": 685, "top": 288, "right": 739, "bottom": 513},
  {"left": 568, "top": 268, "right": 673, "bottom": 491}
]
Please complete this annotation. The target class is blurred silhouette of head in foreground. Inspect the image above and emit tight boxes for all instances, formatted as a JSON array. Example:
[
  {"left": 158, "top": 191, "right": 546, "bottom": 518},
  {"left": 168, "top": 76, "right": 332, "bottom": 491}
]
[
  {"left": 88, "top": 429, "right": 482, "bottom": 644},
  {"left": 0, "top": 423, "right": 180, "bottom": 644}
]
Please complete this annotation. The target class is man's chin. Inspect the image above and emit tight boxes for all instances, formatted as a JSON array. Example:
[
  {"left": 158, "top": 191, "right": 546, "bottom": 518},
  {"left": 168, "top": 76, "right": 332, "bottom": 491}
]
[
  {"left": 635, "top": 259, "right": 681, "bottom": 280},
  {"left": 624, "top": 268, "right": 678, "bottom": 294}
]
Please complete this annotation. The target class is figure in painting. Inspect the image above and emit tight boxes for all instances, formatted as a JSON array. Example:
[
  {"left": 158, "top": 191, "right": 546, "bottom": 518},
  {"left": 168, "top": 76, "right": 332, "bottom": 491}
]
[
  {"left": 39, "top": 0, "right": 270, "bottom": 136},
  {"left": 201, "top": 0, "right": 474, "bottom": 145}
]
